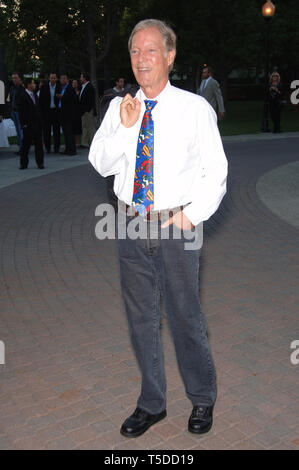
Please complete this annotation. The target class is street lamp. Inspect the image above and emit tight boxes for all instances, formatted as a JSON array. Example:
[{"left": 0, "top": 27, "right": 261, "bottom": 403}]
[
  {"left": 261, "top": 1, "right": 276, "bottom": 132},
  {"left": 262, "top": 1, "right": 275, "bottom": 18}
]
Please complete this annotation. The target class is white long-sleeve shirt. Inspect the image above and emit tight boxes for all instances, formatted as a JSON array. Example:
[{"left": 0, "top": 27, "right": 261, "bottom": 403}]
[{"left": 88, "top": 81, "right": 228, "bottom": 226}]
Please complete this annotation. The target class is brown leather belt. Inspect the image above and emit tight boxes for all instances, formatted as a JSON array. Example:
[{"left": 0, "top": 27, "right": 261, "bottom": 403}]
[{"left": 125, "top": 204, "right": 184, "bottom": 222}]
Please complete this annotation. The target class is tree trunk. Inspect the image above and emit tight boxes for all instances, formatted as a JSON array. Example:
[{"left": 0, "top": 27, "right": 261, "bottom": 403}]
[
  {"left": 83, "top": 10, "right": 100, "bottom": 119},
  {"left": 58, "top": 48, "right": 67, "bottom": 76},
  {"left": 0, "top": 46, "right": 8, "bottom": 95}
]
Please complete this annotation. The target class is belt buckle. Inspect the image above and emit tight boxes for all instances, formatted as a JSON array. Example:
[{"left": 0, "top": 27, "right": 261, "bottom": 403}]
[{"left": 144, "top": 210, "right": 161, "bottom": 223}]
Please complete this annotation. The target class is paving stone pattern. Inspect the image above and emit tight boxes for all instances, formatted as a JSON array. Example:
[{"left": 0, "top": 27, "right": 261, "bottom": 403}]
[{"left": 0, "top": 138, "right": 298, "bottom": 450}]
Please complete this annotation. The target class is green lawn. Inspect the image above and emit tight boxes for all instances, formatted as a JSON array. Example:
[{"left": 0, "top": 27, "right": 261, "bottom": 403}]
[{"left": 218, "top": 100, "right": 299, "bottom": 136}]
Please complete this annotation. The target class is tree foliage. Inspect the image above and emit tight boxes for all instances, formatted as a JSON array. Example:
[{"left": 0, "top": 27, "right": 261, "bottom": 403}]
[{"left": 1, "top": 0, "right": 298, "bottom": 95}]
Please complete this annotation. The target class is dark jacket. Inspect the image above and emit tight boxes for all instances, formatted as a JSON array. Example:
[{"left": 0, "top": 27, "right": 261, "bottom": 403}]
[
  {"left": 39, "top": 81, "right": 61, "bottom": 115},
  {"left": 79, "top": 82, "right": 96, "bottom": 116},
  {"left": 18, "top": 90, "right": 43, "bottom": 131},
  {"left": 9, "top": 84, "right": 25, "bottom": 112},
  {"left": 59, "top": 83, "right": 78, "bottom": 122},
  {"left": 268, "top": 82, "right": 284, "bottom": 106}
]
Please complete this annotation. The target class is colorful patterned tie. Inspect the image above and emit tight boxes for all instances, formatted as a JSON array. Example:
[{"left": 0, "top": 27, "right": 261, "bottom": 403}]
[{"left": 132, "top": 99, "right": 157, "bottom": 216}]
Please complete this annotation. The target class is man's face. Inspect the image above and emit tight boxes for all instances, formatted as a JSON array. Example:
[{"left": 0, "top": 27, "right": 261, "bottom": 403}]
[
  {"left": 117, "top": 78, "right": 124, "bottom": 89},
  {"left": 80, "top": 74, "right": 85, "bottom": 84},
  {"left": 49, "top": 74, "right": 57, "bottom": 85},
  {"left": 60, "top": 75, "right": 68, "bottom": 86},
  {"left": 12, "top": 74, "right": 21, "bottom": 86},
  {"left": 130, "top": 27, "right": 175, "bottom": 97},
  {"left": 27, "top": 80, "right": 36, "bottom": 92},
  {"left": 201, "top": 68, "right": 210, "bottom": 79}
]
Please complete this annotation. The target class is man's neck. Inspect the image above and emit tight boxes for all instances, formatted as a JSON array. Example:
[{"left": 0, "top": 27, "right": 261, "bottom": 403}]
[{"left": 141, "top": 80, "right": 168, "bottom": 100}]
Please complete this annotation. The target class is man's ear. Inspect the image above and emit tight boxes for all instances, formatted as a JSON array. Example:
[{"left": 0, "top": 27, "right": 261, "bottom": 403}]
[{"left": 167, "top": 49, "right": 176, "bottom": 68}]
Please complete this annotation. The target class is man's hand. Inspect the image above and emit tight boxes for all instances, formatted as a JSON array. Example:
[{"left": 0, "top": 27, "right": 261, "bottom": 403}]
[
  {"left": 161, "top": 210, "right": 194, "bottom": 231},
  {"left": 219, "top": 111, "right": 225, "bottom": 120},
  {"left": 120, "top": 94, "right": 141, "bottom": 128}
]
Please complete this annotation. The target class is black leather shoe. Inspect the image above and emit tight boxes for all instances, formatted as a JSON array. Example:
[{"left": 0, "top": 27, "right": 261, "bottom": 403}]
[
  {"left": 120, "top": 407, "right": 166, "bottom": 438},
  {"left": 188, "top": 405, "right": 213, "bottom": 434},
  {"left": 19, "top": 166, "right": 27, "bottom": 170}
]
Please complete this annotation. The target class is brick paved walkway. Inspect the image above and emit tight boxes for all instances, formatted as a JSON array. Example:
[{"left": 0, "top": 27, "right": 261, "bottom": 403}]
[{"left": 0, "top": 136, "right": 298, "bottom": 450}]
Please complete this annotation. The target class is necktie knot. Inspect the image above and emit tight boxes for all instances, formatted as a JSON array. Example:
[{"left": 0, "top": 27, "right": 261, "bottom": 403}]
[{"left": 144, "top": 100, "right": 157, "bottom": 111}]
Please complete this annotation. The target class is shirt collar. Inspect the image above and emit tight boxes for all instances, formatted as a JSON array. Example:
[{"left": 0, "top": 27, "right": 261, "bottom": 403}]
[{"left": 137, "top": 80, "right": 171, "bottom": 107}]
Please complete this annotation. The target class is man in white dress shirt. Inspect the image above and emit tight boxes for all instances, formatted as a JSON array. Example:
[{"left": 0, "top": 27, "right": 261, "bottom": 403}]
[{"left": 89, "top": 19, "right": 228, "bottom": 438}]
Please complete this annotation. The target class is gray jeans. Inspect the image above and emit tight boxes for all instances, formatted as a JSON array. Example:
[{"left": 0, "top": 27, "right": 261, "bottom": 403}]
[{"left": 117, "top": 214, "right": 217, "bottom": 414}]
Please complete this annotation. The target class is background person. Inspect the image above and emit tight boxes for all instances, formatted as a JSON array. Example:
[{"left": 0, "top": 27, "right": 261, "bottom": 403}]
[
  {"left": 268, "top": 71, "right": 284, "bottom": 133},
  {"left": 18, "top": 77, "right": 44, "bottom": 169},
  {"left": 197, "top": 66, "right": 225, "bottom": 120},
  {"left": 79, "top": 72, "right": 96, "bottom": 148},
  {"left": 71, "top": 78, "right": 83, "bottom": 147},
  {"left": 8, "top": 72, "right": 25, "bottom": 154},
  {"left": 113, "top": 77, "right": 125, "bottom": 93},
  {"left": 57, "top": 74, "right": 77, "bottom": 156},
  {"left": 39, "top": 72, "right": 61, "bottom": 153}
]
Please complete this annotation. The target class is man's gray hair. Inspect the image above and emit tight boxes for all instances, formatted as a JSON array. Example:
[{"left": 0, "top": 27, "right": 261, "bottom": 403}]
[{"left": 128, "top": 19, "right": 176, "bottom": 70}]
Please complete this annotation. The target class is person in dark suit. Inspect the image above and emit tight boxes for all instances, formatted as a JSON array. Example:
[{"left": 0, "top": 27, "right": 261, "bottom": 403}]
[
  {"left": 8, "top": 72, "right": 25, "bottom": 154},
  {"left": 39, "top": 72, "right": 61, "bottom": 153},
  {"left": 18, "top": 77, "right": 44, "bottom": 169},
  {"left": 71, "top": 79, "right": 82, "bottom": 147},
  {"left": 197, "top": 66, "right": 225, "bottom": 120},
  {"left": 79, "top": 72, "right": 96, "bottom": 148},
  {"left": 57, "top": 74, "right": 77, "bottom": 155}
]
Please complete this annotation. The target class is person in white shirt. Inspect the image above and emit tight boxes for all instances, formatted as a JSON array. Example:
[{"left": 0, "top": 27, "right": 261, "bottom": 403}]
[
  {"left": 89, "top": 19, "right": 228, "bottom": 438},
  {"left": 113, "top": 77, "right": 125, "bottom": 93}
]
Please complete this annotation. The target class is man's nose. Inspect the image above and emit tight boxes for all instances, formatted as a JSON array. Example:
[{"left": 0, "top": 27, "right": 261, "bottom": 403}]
[{"left": 137, "top": 50, "right": 147, "bottom": 62}]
